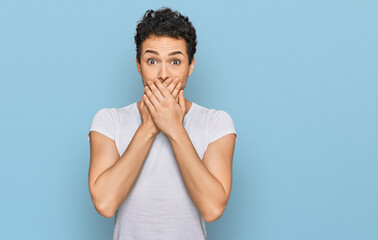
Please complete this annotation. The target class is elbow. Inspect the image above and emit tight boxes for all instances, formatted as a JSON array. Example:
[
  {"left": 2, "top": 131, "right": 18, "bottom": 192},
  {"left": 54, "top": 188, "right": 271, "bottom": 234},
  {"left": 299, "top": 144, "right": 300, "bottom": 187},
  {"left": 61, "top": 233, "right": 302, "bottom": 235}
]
[
  {"left": 90, "top": 186, "right": 116, "bottom": 218},
  {"left": 89, "top": 187, "right": 115, "bottom": 218},
  {"left": 95, "top": 200, "right": 116, "bottom": 218},
  {"left": 91, "top": 191, "right": 116, "bottom": 218},
  {"left": 203, "top": 204, "right": 226, "bottom": 223},
  {"left": 203, "top": 209, "right": 223, "bottom": 223},
  {"left": 203, "top": 194, "right": 229, "bottom": 223}
]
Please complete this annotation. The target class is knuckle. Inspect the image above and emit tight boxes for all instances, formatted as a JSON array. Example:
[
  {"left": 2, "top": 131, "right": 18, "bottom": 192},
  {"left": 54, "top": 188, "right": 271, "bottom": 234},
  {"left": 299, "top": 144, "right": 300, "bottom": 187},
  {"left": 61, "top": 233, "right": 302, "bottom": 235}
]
[
  {"left": 161, "top": 100, "right": 169, "bottom": 107},
  {"left": 152, "top": 88, "right": 159, "bottom": 94}
]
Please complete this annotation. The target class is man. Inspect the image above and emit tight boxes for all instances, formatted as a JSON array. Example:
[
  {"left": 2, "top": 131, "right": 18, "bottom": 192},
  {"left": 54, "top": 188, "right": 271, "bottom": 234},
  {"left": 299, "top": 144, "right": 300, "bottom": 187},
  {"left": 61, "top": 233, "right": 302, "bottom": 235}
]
[{"left": 88, "top": 7, "right": 237, "bottom": 239}]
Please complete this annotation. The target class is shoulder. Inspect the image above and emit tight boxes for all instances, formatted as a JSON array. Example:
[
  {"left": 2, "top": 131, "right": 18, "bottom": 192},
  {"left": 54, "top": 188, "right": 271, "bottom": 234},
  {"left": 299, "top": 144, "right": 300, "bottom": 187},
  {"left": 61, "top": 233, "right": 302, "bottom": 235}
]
[
  {"left": 89, "top": 102, "right": 137, "bottom": 130},
  {"left": 193, "top": 102, "right": 236, "bottom": 143},
  {"left": 88, "top": 102, "right": 138, "bottom": 141},
  {"left": 193, "top": 102, "right": 234, "bottom": 122},
  {"left": 92, "top": 102, "right": 136, "bottom": 120}
]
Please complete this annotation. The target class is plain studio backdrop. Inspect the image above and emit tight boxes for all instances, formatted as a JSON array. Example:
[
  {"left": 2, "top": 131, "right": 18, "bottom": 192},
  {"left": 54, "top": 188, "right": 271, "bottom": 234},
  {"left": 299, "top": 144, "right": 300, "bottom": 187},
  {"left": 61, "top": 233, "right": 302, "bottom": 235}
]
[{"left": 1, "top": 0, "right": 377, "bottom": 239}]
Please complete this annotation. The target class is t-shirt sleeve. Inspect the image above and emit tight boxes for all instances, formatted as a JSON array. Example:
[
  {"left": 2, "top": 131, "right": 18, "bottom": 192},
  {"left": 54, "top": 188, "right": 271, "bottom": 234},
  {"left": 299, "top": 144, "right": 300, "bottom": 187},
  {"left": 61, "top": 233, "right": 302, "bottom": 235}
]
[
  {"left": 208, "top": 110, "right": 237, "bottom": 144},
  {"left": 88, "top": 108, "right": 116, "bottom": 141}
]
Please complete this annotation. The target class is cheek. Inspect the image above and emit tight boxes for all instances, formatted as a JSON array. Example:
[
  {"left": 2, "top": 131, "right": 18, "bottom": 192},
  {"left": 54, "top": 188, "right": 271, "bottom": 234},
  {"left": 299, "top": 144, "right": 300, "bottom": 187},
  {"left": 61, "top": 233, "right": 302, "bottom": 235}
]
[
  {"left": 179, "top": 76, "right": 188, "bottom": 88},
  {"left": 179, "top": 69, "right": 189, "bottom": 80},
  {"left": 141, "top": 66, "right": 157, "bottom": 79}
]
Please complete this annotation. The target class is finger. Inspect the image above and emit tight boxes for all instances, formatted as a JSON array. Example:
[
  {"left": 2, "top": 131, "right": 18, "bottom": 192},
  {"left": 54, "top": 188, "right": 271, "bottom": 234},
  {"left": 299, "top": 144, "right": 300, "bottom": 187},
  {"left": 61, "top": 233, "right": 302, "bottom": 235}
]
[
  {"left": 179, "top": 90, "right": 185, "bottom": 112},
  {"left": 163, "top": 77, "right": 173, "bottom": 88},
  {"left": 155, "top": 79, "right": 174, "bottom": 100},
  {"left": 148, "top": 80, "right": 165, "bottom": 102},
  {"left": 166, "top": 77, "right": 180, "bottom": 93},
  {"left": 143, "top": 93, "right": 155, "bottom": 113},
  {"left": 141, "top": 91, "right": 148, "bottom": 109},
  {"left": 144, "top": 85, "right": 160, "bottom": 108},
  {"left": 171, "top": 81, "right": 182, "bottom": 99}
]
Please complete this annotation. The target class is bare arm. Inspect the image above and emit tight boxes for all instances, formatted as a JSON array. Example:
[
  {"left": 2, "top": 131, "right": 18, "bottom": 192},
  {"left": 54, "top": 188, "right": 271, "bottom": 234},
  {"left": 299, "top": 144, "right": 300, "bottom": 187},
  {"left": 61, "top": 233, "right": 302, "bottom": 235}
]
[
  {"left": 142, "top": 79, "right": 236, "bottom": 223},
  {"left": 168, "top": 127, "right": 236, "bottom": 222},
  {"left": 88, "top": 78, "right": 182, "bottom": 218},
  {"left": 88, "top": 124, "right": 156, "bottom": 218}
]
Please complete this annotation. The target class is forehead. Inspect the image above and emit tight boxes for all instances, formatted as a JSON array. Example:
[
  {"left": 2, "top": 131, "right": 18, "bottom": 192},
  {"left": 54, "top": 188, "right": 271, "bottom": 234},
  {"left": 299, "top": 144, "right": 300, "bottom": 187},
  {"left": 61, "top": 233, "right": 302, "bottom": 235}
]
[{"left": 141, "top": 35, "right": 187, "bottom": 55}]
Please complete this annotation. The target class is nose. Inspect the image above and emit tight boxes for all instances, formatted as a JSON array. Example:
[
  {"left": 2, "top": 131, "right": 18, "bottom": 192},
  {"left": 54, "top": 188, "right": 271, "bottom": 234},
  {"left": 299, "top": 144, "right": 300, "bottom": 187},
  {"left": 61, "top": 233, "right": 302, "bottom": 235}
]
[{"left": 157, "top": 62, "right": 170, "bottom": 82}]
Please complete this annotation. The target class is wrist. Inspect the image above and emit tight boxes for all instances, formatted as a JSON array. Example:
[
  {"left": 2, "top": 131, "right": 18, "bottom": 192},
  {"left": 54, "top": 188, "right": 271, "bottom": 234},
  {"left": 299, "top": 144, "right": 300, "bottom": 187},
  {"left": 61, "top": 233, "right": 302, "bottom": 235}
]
[
  {"left": 139, "top": 123, "right": 159, "bottom": 139},
  {"left": 167, "top": 124, "right": 187, "bottom": 143}
]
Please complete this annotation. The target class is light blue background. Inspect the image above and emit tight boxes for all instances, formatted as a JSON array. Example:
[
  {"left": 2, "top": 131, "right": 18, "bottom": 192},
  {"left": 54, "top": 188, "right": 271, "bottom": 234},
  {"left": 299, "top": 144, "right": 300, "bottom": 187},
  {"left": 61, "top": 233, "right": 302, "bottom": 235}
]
[{"left": 1, "top": 0, "right": 377, "bottom": 239}]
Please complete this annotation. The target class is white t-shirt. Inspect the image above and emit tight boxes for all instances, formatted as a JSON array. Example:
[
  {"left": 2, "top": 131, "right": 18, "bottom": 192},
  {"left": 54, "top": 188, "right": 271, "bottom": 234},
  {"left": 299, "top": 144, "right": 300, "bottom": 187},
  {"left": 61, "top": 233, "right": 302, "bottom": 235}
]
[{"left": 88, "top": 101, "right": 237, "bottom": 240}]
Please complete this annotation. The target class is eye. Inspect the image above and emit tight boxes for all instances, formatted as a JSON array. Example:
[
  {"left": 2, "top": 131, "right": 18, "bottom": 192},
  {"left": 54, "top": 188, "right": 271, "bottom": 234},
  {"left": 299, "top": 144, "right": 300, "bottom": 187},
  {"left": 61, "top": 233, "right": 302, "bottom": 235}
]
[
  {"left": 147, "top": 58, "right": 156, "bottom": 64},
  {"left": 171, "top": 59, "right": 181, "bottom": 65}
]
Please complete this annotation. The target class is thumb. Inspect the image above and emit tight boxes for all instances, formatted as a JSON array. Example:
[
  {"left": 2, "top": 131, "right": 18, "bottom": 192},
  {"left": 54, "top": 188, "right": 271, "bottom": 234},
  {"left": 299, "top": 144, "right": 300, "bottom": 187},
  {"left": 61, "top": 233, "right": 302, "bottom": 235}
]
[
  {"left": 140, "top": 95, "right": 145, "bottom": 108},
  {"left": 179, "top": 90, "right": 185, "bottom": 112}
]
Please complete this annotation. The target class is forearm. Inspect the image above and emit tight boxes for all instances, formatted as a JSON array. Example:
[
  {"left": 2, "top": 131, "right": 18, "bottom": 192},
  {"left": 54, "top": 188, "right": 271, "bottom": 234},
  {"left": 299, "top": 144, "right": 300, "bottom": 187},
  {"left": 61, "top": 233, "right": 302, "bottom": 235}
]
[
  {"left": 168, "top": 126, "right": 227, "bottom": 222},
  {"left": 93, "top": 124, "right": 156, "bottom": 217}
]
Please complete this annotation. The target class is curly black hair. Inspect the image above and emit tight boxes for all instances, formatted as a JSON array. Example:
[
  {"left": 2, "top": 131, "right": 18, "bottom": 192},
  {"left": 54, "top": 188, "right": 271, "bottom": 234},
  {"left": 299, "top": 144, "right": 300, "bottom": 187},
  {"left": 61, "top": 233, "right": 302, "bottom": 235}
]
[{"left": 134, "top": 7, "right": 197, "bottom": 65}]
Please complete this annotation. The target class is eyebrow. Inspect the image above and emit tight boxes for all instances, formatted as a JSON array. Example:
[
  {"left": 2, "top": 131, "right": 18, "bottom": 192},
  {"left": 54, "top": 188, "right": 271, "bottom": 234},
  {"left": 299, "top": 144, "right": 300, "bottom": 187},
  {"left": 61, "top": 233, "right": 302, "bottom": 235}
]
[{"left": 143, "top": 50, "right": 184, "bottom": 56}]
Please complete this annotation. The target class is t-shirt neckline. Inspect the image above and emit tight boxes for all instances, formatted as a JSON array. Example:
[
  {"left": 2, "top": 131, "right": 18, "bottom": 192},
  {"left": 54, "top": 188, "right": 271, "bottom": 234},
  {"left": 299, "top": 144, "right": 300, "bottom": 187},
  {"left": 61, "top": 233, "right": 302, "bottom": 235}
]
[{"left": 133, "top": 101, "right": 196, "bottom": 125}]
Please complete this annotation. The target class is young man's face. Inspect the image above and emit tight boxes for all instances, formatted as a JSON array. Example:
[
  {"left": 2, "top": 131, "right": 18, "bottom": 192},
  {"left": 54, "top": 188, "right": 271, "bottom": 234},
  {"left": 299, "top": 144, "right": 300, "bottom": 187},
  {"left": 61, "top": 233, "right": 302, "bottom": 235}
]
[{"left": 136, "top": 35, "right": 195, "bottom": 89}]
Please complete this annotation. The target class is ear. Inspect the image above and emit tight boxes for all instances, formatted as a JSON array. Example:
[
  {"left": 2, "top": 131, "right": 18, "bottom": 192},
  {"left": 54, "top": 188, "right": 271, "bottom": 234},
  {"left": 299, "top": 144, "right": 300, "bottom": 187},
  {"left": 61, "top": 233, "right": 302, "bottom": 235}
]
[
  {"left": 188, "top": 57, "right": 195, "bottom": 76},
  {"left": 136, "top": 58, "right": 141, "bottom": 74}
]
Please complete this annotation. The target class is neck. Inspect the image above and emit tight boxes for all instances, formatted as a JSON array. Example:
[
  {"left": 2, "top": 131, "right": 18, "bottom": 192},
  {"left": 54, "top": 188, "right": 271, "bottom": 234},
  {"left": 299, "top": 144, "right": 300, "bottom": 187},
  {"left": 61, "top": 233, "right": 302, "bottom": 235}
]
[
  {"left": 137, "top": 99, "right": 192, "bottom": 114},
  {"left": 185, "top": 99, "right": 192, "bottom": 114}
]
